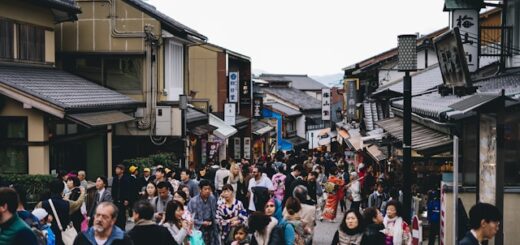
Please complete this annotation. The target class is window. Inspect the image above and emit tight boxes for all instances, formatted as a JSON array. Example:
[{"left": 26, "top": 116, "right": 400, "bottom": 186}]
[
  {"left": 0, "top": 117, "right": 28, "bottom": 174},
  {"left": 0, "top": 19, "right": 13, "bottom": 59},
  {"left": 18, "top": 23, "right": 45, "bottom": 62},
  {"left": 165, "top": 39, "right": 184, "bottom": 100},
  {"left": 64, "top": 55, "right": 143, "bottom": 92}
]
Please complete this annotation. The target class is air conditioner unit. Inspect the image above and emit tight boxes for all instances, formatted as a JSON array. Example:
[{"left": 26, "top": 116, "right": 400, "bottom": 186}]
[{"left": 155, "top": 106, "right": 172, "bottom": 136}]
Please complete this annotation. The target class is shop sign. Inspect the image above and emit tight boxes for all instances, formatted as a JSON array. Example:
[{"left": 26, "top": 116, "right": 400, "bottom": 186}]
[
  {"left": 224, "top": 103, "right": 236, "bottom": 126},
  {"left": 229, "top": 72, "right": 239, "bottom": 102},
  {"left": 234, "top": 137, "right": 241, "bottom": 159},
  {"left": 240, "top": 80, "right": 251, "bottom": 105},
  {"left": 201, "top": 138, "right": 207, "bottom": 165},
  {"left": 452, "top": 9, "right": 479, "bottom": 72},
  {"left": 253, "top": 96, "right": 263, "bottom": 118},
  {"left": 345, "top": 78, "right": 358, "bottom": 121},
  {"left": 243, "top": 137, "right": 251, "bottom": 159},
  {"left": 434, "top": 28, "right": 472, "bottom": 87},
  {"left": 207, "top": 141, "right": 220, "bottom": 161},
  {"left": 321, "top": 88, "right": 331, "bottom": 120}
]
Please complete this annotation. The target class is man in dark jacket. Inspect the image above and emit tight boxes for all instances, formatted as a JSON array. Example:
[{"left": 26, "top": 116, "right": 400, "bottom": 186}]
[
  {"left": 73, "top": 202, "right": 133, "bottom": 245},
  {"left": 283, "top": 164, "right": 303, "bottom": 205},
  {"left": 112, "top": 164, "right": 132, "bottom": 230},
  {"left": 88, "top": 176, "right": 113, "bottom": 226},
  {"left": 128, "top": 200, "right": 177, "bottom": 245},
  {"left": 0, "top": 187, "right": 38, "bottom": 245},
  {"left": 37, "top": 180, "right": 85, "bottom": 245},
  {"left": 459, "top": 202, "right": 501, "bottom": 245}
]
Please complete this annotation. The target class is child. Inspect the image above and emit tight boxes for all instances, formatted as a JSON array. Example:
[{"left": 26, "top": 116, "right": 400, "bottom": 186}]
[
  {"left": 230, "top": 224, "right": 250, "bottom": 245},
  {"left": 32, "top": 208, "right": 56, "bottom": 245}
]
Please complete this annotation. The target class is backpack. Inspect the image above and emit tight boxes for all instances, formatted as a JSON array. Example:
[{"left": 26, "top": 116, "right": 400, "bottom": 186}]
[{"left": 31, "top": 227, "right": 47, "bottom": 245}]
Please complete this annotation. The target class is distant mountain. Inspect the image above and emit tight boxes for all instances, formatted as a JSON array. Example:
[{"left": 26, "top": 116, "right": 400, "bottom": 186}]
[
  {"left": 252, "top": 68, "right": 268, "bottom": 77},
  {"left": 311, "top": 73, "right": 344, "bottom": 88}
]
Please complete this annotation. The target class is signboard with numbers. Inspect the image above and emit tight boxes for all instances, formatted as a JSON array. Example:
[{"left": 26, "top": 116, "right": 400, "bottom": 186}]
[
  {"left": 234, "top": 137, "right": 241, "bottom": 160},
  {"left": 224, "top": 103, "right": 236, "bottom": 125},
  {"left": 243, "top": 137, "right": 251, "bottom": 159},
  {"left": 452, "top": 9, "right": 479, "bottom": 72},
  {"left": 321, "top": 88, "right": 331, "bottom": 121},
  {"left": 229, "top": 72, "right": 239, "bottom": 102}
]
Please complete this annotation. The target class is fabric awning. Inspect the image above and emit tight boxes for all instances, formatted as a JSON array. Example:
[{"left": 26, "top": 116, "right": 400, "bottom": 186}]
[
  {"left": 366, "top": 145, "right": 387, "bottom": 162},
  {"left": 67, "top": 111, "right": 134, "bottom": 128},
  {"left": 376, "top": 117, "right": 452, "bottom": 154},
  {"left": 209, "top": 113, "right": 237, "bottom": 139},
  {"left": 189, "top": 124, "right": 217, "bottom": 136}
]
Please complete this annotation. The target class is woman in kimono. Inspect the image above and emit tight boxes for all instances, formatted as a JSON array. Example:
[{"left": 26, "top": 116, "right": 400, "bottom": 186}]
[{"left": 322, "top": 167, "right": 345, "bottom": 222}]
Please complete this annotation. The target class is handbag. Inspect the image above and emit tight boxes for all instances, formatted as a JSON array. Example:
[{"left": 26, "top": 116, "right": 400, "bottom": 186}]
[
  {"left": 49, "top": 199, "right": 78, "bottom": 245},
  {"left": 188, "top": 229, "right": 205, "bottom": 245}
]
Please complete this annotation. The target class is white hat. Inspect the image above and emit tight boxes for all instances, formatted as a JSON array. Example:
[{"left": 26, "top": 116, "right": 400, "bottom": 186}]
[{"left": 32, "top": 208, "right": 48, "bottom": 221}]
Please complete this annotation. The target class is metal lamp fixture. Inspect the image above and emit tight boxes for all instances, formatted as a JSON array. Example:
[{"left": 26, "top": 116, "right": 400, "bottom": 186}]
[{"left": 398, "top": 34, "right": 418, "bottom": 71}]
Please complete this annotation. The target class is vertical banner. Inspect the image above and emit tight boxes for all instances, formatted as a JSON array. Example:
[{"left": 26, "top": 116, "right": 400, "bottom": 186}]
[
  {"left": 224, "top": 103, "right": 236, "bottom": 126},
  {"left": 345, "top": 78, "right": 358, "bottom": 121},
  {"left": 201, "top": 138, "right": 207, "bottom": 165},
  {"left": 229, "top": 72, "right": 239, "bottom": 102},
  {"left": 234, "top": 137, "right": 241, "bottom": 160},
  {"left": 240, "top": 80, "right": 251, "bottom": 105},
  {"left": 243, "top": 137, "right": 251, "bottom": 159},
  {"left": 479, "top": 114, "right": 496, "bottom": 205},
  {"left": 253, "top": 96, "right": 263, "bottom": 118},
  {"left": 452, "top": 10, "right": 479, "bottom": 72},
  {"left": 321, "top": 88, "right": 331, "bottom": 120}
]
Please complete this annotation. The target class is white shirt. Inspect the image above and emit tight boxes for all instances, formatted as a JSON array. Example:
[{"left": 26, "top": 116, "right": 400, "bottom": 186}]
[
  {"left": 95, "top": 237, "right": 107, "bottom": 245},
  {"left": 215, "top": 168, "right": 230, "bottom": 191},
  {"left": 248, "top": 174, "right": 274, "bottom": 211},
  {"left": 98, "top": 188, "right": 106, "bottom": 202}
]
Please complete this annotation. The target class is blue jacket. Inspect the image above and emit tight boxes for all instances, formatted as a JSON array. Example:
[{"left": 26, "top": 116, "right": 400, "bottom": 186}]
[
  {"left": 272, "top": 199, "right": 295, "bottom": 245},
  {"left": 73, "top": 226, "right": 132, "bottom": 245},
  {"left": 427, "top": 199, "right": 441, "bottom": 223}
]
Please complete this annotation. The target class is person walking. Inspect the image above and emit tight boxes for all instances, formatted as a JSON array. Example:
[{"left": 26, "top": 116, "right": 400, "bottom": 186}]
[
  {"left": 248, "top": 212, "right": 278, "bottom": 245},
  {"left": 66, "top": 176, "right": 84, "bottom": 233},
  {"left": 264, "top": 198, "right": 296, "bottom": 245},
  {"left": 346, "top": 172, "right": 362, "bottom": 212},
  {"left": 361, "top": 207, "right": 386, "bottom": 245},
  {"left": 383, "top": 200, "right": 412, "bottom": 245},
  {"left": 427, "top": 190, "right": 440, "bottom": 245},
  {"left": 78, "top": 171, "right": 89, "bottom": 190},
  {"left": 283, "top": 164, "right": 303, "bottom": 205},
  {"left": 228, "top": 163, "right": 247, "bottom": 205},
  {"left": 181, "top": 169, "right": 200, "bottom": 198},
  {"left": 0, "top": 187, "right": 38, "bottom": 245},
  {"left": 368, "top": 183, "right": 389, "bottom": 213},
  {"left": 459, "top": 203, "right": 501, "bottom": 245},
  {"left": 111, "top": 164, "right": 132, "bottom": 230},
  {"left": 162, "top": 200, "right": 191, "bottom": 245},
  {"left": 323, "top": 167, "right": 345, "bottom": 222},
  {"left": 73, "top": 202, "right": 133, "bottom": 245},
  {"left": 88, "top": 176, "right": 112, "bottom": 226},
  {"left": 215, "top": 160, "right": 231, "bottom": 196},
  {"left": 151, "top": 181, "right": 173, "bottom": 223},
  {"left": 331, "top": 209, "right": 364, "bottom": 245},
  {"left": 216, "top": 184, "right": 248, "bottom": 244},
  {"left": 188, "top": 179, "right": 219, "bottom": 245},
  {"left": 128, "top": 200, "right": 177, "bottom": 245},
  {"left": 247, "top": 166, "right": 274, "bottom": 212}
]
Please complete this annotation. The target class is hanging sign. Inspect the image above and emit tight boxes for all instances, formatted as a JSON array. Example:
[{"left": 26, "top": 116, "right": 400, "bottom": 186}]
[
  {"left": 452, "top": 9, "right": 479, "bottom": 72},
  {"left": 243, "top": 137, "right": 251, "bottom": 160},
  {"left": 229, "top": 72, "right": 239, "bottom": 103},
  {"left": 345, "top": 78, "right": 358, "bottom": 121},
  {"left": 253, "top": 96, "right": 263, "bottom": 118},
  {"left": 434, "top": 28, "right": 472, "bottom": 87},
  {"left": 240, "top": 80, "right": 251, "bottom": 105},
  {"left": 234, "top": 137, "right": 241, "bottom": 159},
  {"left": 224, "top": 103, "right": 236, "bottom": 125},
  {"left": 321, "top": 88, "right": 331, "bottom": 120}
]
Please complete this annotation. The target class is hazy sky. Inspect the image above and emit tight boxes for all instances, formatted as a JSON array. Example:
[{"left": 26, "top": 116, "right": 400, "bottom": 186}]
[{"left": 148, "top": 0, "right": 449, "bottom": 76}]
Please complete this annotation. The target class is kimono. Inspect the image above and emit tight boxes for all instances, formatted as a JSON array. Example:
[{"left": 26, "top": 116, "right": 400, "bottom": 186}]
[
  {"left": 322, "top": 175, "right": 345, "bottom": 221},
  {"left": 188, "top": 194, "right": 220, "bottom": 245},
  {"left": 271, "top": 173, "right": 286, "bottom": 201},
  {"left": 216, "top": 198, "right": 248, "bottom": 242}
]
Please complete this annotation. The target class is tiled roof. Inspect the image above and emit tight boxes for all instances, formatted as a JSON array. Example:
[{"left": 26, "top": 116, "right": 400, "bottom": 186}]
[
  {"left": 123, "top": 0, "right": 207, "bottom": 41},
  {"left": 259, "top": 74, "right": 326, "bottom": 91},
  {"left": 186, "top": 108, "right": 207, "bottom": 123},
  {"left": 262, "top": 87, "right": 321, "bottom": 110},
  {"left": 373, "top": 64, "right": 443, "bottom": 96},
  {"left": 0, "top": 65, "right": 138, "bottom": 112},
  {"left": 264, "top": 102, "right": 302, "bottom": 117},
  {"left": 475, "top": 71, "right": 520, "bottom": 98},
  {"left": 391, "top": 92, "right": 470, "bottom": 119},
  {"left": 41, "top": 0, "right": 81, "bottom": 13}
]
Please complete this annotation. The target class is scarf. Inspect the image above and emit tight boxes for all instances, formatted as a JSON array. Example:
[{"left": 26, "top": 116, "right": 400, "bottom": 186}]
[
  {"left": 254, "top": 217, "right": 278, "bottom": 245},
  {"left": 338, "top": 230, "right": 363, "bottom": 245},
  {"left": 383, "top": 216, "right": 404, "bottom": 245}
]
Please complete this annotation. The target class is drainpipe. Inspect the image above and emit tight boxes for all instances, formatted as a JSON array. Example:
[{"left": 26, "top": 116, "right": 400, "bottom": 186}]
[{"left": 137, "top": 25, "right": 159, "bottom": 130}]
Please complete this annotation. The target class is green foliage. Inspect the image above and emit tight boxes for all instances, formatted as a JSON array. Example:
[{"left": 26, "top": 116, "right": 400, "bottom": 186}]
[
  {"left": 121, "top": 152, "right": 178, "bottom": 172},
  {"left": 0, "top": 174, "right": 55, "bottom": 203}
]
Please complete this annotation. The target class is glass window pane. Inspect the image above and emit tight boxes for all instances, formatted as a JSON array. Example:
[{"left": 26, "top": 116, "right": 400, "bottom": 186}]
[
  {"left": 0, "top": 146, "right": 28, "bottom": 174},
  {"left": 68, "top": 57, "right": 103, "bottom": 85},
  {"left": 105, "top": 57, "right": 142, "bottom": 91},
  {"left": 0, "top": 20, "right": 13, "bottom": 59},
  {"left": 6, "top": 121, "right": 25, "bottom": 139},
  {"left": 67, "top": 124, "right": 77, "bottom": 134},
  {"left": 56, "top": 124, "right": 66, "bottom": 135},
  {"left": 18, "top": 24, "right": 44, "bottom": 62}
]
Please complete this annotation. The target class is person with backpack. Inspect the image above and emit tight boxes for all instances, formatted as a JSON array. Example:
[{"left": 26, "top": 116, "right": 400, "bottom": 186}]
[
  {"left": 283, "top": 197, "right": 309, "bottom": 245},
  {"left": 248, "top": 212, "right": 278, "bottom": 245},
  {"left": 263, "top": 198, "right": 296, "bottom": 245},
  {"left": 32, "top": 208, "right": 56, "bottom": 245},
  {"left": 271, "top": 170, "right": 286, "bottom": 202}
]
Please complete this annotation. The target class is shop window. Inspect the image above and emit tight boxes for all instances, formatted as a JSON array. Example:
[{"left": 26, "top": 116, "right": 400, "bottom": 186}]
[
  {"left": 0, "top": 19, "right": 14, "bottom": 59},
  {"left": 0, "top": 117, "right": 28, "bottom": 174},
  {"left": 64, "top": 55, "right": 143, "bottom": 92},
  {"left": 18, "top": 23, "right": 45, "bottom": 62}
]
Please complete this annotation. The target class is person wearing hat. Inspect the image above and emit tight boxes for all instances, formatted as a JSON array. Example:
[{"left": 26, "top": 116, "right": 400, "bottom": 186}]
[
  {"left": 129, "top": 166, "right": 139, "bottom": 179},
  {"left": 137, "top": 167, "right": 155, "bottom": 196},
  {"left": 32, "top": 208, "right": 55, "bottom": 245}
]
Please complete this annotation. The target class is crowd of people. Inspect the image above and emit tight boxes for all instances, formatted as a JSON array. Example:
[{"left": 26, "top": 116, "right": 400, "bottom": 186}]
[{"left": 0, "top": 148, "right": 502, "bottom": 245}]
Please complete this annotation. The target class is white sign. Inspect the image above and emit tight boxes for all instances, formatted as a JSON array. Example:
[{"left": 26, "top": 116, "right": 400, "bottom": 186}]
[
  {"left": 224, "top": 103, "right": 236, "bottom": 125},
  {"left": 243, "top": 137, "right": 251, "bottom": 159},
  {"left": 234, "top": 137, "right": 241, "bottom": 160},
  {"left": 452, "top": 10, "right": 479, "bottom": 72},
  {"left": 321, "top": 88, "right": 331, "bottom": 121},
  {"left": 229, "top": 72, "right": 239, "bottom": 103}
]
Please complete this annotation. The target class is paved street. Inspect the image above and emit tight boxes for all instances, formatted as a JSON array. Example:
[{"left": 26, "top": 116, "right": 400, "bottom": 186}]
[{"left": 313, "top": 210, "right": 343, "bottom": 245}]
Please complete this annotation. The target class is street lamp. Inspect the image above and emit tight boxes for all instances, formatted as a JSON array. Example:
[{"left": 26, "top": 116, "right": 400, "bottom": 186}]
[
  {"left": 179, "top": 94, "right": 188, "bottom": 169},
  {"left": 398, "top": 34, "right": 417, "bottom": 223}
]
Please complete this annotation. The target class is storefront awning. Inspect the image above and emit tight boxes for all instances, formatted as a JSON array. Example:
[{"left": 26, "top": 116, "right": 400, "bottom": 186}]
[
  {"left": 319, "top": 129, "right": 337, "bottom": 146},
  {"left": 281, "top": 136, "right": 309, "bottom": 151},
  {"left": 344, "top": 128, "right": 363, "bottom": 151},
  {"left": 366, "top": 145, "right": 387, "bottom": 162},
  {"left": 189, "top": 124, "right": 217, "bottom": 136},
  {"left": 209, "top": 113, "right": 237, "bottom": 139},
  {"left": 376, "top": 117, "right": 452, "bottom": 154},
  {"left": 252, "top": 120, "right": 274, "bottom": 136},
  {"left": 187, "top": 108, "right": 207, "bottom": 123},
  {"left": 67, "top": 111, "right": 134, "bottom": 128}
]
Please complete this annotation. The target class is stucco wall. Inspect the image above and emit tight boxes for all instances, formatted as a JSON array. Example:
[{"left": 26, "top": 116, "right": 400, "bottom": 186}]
[
  {"left": 0, "top": 97, "right": 49, "bottom": 174},
  {"left": 188, "top": 46, "right": 219, "bottom": 111}
]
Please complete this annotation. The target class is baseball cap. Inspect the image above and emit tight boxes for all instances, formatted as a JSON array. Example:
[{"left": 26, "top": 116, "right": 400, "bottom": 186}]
[
  {"left": 144, "top": 168, "right": 151, "bottom": 172},
  {"left": 32, "top": 208, "right": 48, "bottom": 221},
  {"left": 129, "top": 166, "right": 138, "bottom": 173}
]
